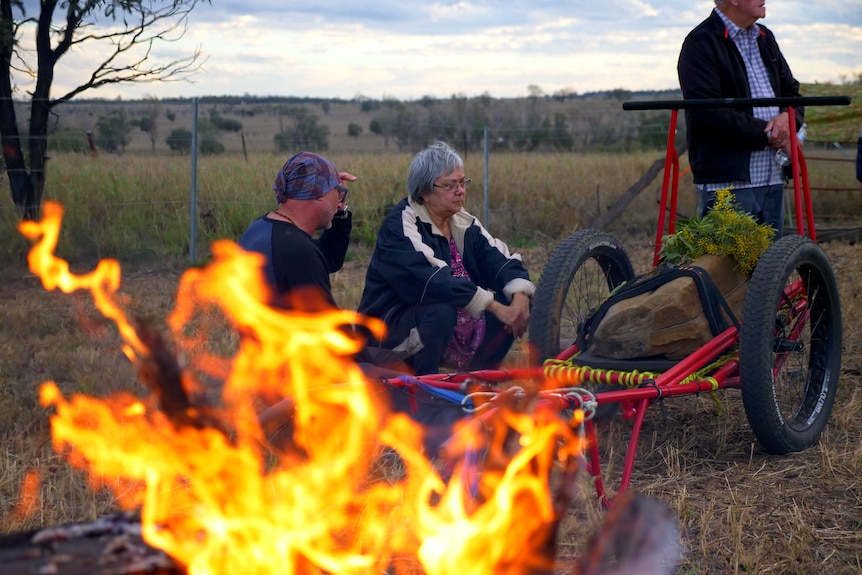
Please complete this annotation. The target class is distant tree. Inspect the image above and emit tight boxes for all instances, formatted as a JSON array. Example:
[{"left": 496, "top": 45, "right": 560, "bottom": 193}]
[
  {"left": 552, "top": 87, "right": 577, "bottom": 101},
  {"left": 549, "top": 113, "right": 574, "bottom": 151},
  {"left": 209, "top": 110, "right": 243, "bottom": 132},
  {"left": 360, "top": 99, "right": 380, "bottom": 113},
  {"left": 217, "top": 117, "right": 243, "bottom": 132},
  {"left": 347, "top": 123, "right": 363, "bottom": 139},
  {"left": 199, "top": 137, "right": 225, "bottom": 155},
  {"left": 527, "top": 84, "right": 544, "bottom": 99},
  {"left": 274, "top": 107, "right": 329, "bottom": 151},
  {"left": 139, "top": 96, "right": 160, "bottom": 154},
  {"left": 166, "top": 128, "right": 192, "bottom": 154},
  {"left": 369, "top": 118, "right": 383, "bottom": 136},
  {"left": 320, "top": 101, "right": 331, "bottom": 115},
  {"left": 369, "top": 114, "right": 394, "bottom": 150},
  {"left": 166, "top": 110, "right": 177, "bottom": 122},
  {"left": 607, "top": 88, "right": 632, "bottom": 101},
  {"left": 165, "top": 121, "right": 223, "bottom": 155},
  {"left": 0, "top": 0, "right": 209, "bottom": 220},
  {"left": 95, "top": 109, "right": 132, "bottom": 153}
]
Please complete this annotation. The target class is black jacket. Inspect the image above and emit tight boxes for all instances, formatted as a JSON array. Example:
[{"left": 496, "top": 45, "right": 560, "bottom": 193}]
[
  {"left": 678, "top": 10, "right": 803, "bottom": 184},
  {"left": 357, "top": 197, "right": 534, "bottom": 325}
]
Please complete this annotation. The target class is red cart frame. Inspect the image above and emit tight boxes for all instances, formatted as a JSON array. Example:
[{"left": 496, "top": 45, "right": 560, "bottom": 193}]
[{"left": 385, "top": 95, "right": 850, "bottom": 507}]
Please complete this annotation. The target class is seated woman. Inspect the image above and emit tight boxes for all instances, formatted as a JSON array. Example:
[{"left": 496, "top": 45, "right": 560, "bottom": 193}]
[{"left": 357, "top": 141, "right": 535, "bottom": 376}]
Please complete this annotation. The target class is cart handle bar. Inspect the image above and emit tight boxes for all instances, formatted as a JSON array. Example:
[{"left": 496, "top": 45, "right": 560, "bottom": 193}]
[{"left": 622, "top": 95, "right": 850, "bottom": 111}]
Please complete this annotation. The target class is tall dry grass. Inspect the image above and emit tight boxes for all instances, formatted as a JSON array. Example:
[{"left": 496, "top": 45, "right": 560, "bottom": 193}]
[
  {"left": 1, "top": 150, "right": 682, "bottom": 264},
  {"left": 2, "top": 147, "right": 857, "bottom": 268}
]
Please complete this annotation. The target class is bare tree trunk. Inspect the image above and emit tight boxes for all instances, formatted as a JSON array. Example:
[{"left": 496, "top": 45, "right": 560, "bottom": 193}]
[{"left": 0, "top": 0, "right": 36, "bottom": 219}]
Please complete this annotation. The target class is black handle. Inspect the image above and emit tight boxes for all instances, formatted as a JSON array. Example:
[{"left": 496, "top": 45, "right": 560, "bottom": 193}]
[{"left": 622, "top": 96, "right": 851, "bottom": 111}]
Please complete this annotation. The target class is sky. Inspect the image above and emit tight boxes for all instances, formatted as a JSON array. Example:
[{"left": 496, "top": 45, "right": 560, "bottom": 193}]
[{"left": 21, "top": 0, "right": 862, "bottom": 101}]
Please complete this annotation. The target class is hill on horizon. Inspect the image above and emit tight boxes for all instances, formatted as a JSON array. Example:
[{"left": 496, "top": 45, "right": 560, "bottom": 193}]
[{"left": 32, "top": 84, "right": 859, "bottom": 156}]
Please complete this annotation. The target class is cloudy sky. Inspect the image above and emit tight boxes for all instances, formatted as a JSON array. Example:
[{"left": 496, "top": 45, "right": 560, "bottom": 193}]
[{"left": 32, "top": 0, "right": 862, "bottom": 101}]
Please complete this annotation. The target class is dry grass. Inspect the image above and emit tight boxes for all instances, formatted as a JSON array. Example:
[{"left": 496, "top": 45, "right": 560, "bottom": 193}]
[
  {"left": 2, "top": 230, "right": 862, "bottom": 573},
  {"left": 1, "top": 141, "right": 861, "bottom": 572}
]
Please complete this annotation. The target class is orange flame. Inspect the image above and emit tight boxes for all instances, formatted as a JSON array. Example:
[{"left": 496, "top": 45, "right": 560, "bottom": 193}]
[{"left": 23, "top": 201, "right": 583, "bottom": 575}]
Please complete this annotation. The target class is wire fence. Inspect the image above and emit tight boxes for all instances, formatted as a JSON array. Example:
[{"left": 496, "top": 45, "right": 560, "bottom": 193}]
[{"left": 2, "top": 97, "right": 860, "bottom": 264}]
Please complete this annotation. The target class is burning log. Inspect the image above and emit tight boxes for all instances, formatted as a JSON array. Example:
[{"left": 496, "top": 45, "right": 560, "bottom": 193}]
[
  {"left": 0, "top": 513, "right": 183, "bottom": 575},
  {"left": 0, "top": 492, "right": 680, "bottom": 575}
]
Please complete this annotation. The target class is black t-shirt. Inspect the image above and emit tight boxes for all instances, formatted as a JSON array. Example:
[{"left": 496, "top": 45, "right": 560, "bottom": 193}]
[{"left": 237, "top": 214, "right": 351, "bottom": 309}]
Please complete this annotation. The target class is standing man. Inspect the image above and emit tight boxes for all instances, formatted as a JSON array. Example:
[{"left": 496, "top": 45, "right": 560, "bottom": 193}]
[
  {"left": 678, "top": 0, "right": 804, "bottom": 239},
  {"left": 238, "top": 151, "right": 356, "bottom": 309}
]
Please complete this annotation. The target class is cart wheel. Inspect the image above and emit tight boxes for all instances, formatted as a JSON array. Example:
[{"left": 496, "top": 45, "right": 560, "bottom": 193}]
[
  {"left": 529, "top": 229, "right": 635, "bottom": 418},
  {"left": 739, "top": 235, "right": 842, "bottom": 454}
]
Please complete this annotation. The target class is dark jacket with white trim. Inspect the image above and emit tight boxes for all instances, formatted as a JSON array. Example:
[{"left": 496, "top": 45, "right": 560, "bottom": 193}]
[{"left": 357, "top": 197, "right": 535, "bottom": 325}]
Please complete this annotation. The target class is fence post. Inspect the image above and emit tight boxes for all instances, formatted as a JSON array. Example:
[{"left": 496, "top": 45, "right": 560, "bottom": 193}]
[
  {"left": 190, "top": 98, "right": 199, "bottom": 263},
  {"left": 483, "top": 125, "right": 489, "bottom": 225}
]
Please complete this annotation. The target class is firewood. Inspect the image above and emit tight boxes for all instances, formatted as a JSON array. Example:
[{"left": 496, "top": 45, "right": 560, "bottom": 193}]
[{"left": 0, "top": 513, "right": 184, "bottom": 575}]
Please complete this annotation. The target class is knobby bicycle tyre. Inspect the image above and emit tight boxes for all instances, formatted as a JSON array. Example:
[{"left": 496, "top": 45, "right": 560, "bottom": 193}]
[
  {"left": 529, "top": 229, "right": 635, "bottom": 419},
  {"left": 739, "top": 235, "right": 842, "bottom": 454}
]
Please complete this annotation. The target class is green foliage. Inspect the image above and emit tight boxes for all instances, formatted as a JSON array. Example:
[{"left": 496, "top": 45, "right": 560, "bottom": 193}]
[
  {"left": 165, "top": 124, "right": 224, "bottom": 155},
  {"left": 200, "top": 138, "right": 225, "bottom": 155},
  {"left": 347, "top": 123, "right": 363, "bottom": 139},
  {"left": 95, "top": 110, "right": 133, "bottom": 153},
  {"left": 209, "top": 111, "right": 243, "bottom": 132},
  {"left": 659, "top": 188, "right": 775, "bottom": 275},
  {"left": 360, "top": 100, "right": 380, "bottom": 113},
  {"left": 137, "top": 116, "right": 154, "bottom": 133},
  {"left": 48, "top": 129, "right": 89, "bottom": 153},
  {"left": 166, "top": 128, "right": 192, "bottom": 153},
  {"left": 274, "top": 107, "right": 329, "bottom": 151},
  {"left": 369, "top": 118, "right": 383, "bottom": 136}
]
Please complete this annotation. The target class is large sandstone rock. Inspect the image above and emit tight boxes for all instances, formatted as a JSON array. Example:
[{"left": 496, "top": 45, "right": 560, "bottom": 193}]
[{"left": 591, "top": 254, "right": 748, "bottom": 360}]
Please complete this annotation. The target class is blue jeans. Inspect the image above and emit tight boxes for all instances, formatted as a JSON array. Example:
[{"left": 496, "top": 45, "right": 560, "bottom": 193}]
[{"left": 697, "top": 183, "right": 785, "bottom": 239}]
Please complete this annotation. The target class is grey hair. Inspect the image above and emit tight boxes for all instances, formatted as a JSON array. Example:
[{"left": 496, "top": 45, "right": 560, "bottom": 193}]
[{"left": 406, "top": 141, "right": 464, "bottom": 204}]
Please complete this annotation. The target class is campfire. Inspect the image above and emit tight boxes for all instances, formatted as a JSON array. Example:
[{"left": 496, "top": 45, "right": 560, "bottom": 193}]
[{"left": 16, "top": 201, "right": 598, "bottom": 575}]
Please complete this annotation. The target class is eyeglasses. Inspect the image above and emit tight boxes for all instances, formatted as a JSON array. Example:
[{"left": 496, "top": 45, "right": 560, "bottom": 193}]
[
  {"left": 335, "top": 184, "right": 349, "bottom": 204},
  {"left": 433, "top": 178, "right": 472, "bottom": 193}
]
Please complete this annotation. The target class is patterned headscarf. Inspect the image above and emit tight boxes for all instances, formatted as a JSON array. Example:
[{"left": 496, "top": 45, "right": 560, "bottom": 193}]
[{"left": 273, "top": 151, "right": 340, "bottom": 203}]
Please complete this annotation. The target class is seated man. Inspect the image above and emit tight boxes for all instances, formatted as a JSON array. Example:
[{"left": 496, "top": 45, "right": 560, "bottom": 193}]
[
  {"left": 238, "top": 151, "right": 355, "bottom": 310},
  {"left": 358, "top": 141, "right": 535, "bottom": 376}
]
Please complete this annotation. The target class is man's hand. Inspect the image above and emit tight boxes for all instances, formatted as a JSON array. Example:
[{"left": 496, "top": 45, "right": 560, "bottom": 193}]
[
  {"left": 765, "top": 111, "right": 791, "bottom": 152},
  {"left": 336, "top": 171, "right": 356, "bottom": 214}
]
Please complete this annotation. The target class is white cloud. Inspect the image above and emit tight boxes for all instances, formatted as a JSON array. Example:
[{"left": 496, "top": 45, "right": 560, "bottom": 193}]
[{"left": 12, "top": 0, "right": 862, "bottom": 101}]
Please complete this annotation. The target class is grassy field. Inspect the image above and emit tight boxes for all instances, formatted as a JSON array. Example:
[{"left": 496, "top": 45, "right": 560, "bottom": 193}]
[
  {"left": 0, "top": 145, "right": 858, "bottom": 267},
  {"left": 1, "top": 147, "right": 862, "bottom": 573}
]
